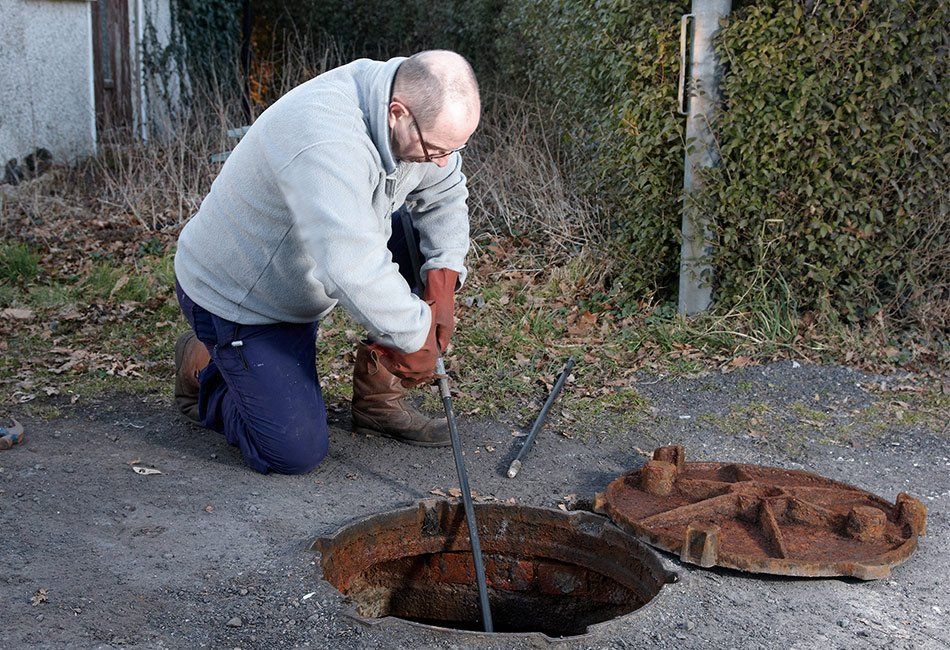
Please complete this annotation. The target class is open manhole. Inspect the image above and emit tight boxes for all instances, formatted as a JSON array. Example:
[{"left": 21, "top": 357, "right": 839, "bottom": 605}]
[{"left": 312, "top": 500, "right": 676, "bottom": 639}]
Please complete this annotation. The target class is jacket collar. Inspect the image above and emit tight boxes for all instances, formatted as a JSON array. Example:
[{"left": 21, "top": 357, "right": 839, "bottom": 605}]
[{"left": 361, "top": 57, "right": 407, "bottom": 176}]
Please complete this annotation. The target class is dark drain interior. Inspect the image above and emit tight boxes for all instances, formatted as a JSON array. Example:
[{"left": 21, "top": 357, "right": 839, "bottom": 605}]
[{"left": 313, "top": 500, "right": 674, "bottom": 638}]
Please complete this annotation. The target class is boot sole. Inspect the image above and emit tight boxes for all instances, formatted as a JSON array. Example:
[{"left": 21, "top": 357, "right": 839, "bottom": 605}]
[{"left": 353, "top": 425, "right": 451, "bottom": 448}]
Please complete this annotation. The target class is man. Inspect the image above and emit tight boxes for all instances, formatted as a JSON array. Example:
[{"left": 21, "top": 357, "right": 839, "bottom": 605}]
[{"left": 172, "top": 50, "right": 479, "bottom": 474}]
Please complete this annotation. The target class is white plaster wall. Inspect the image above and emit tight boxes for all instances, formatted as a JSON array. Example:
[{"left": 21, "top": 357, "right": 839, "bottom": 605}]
[{"left": 0, "top": 0, "right": 96, "bottom": 164}]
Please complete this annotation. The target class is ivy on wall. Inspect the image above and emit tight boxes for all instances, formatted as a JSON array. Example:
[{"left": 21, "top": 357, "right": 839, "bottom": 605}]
[{"left": 141, "top": 0, "right": 242, "bottom": 109}]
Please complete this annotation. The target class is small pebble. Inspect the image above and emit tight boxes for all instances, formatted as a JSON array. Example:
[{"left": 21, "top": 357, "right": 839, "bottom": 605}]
[
  {"left": 162, "top": 553, "right": 174, "bottom": 559},
  {"left": 36, "top": 614, "right": 44, "bottom": 622},
  {"left": 226, "top": 616, "right": 243, "bottom": 628},
  {"left": 239, "top": 588, "right": 248, "bottom": 596},
  {"left": 837, "top": 619, "right": 849, "bottom": 628}
]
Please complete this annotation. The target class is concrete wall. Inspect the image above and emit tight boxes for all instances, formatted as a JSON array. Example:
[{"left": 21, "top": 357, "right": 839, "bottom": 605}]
[
  {"left": 0, "top": 0, "right": 96, "bottom": 164},
  {"left": 0, "top": 0, "right": 177, "bottom": 168}
]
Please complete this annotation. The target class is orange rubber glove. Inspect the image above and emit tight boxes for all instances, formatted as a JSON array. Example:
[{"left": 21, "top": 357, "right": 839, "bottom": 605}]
[
  {"left": 369, "top": 304, "right": 440, "bottom": 387},
  {"left": 423, "top": 268, "right": 460, "bottom": 353}
]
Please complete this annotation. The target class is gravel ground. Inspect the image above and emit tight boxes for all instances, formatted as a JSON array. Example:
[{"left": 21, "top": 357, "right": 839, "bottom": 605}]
[{"left": 1, "top": 361, "right": 947, "bottom": 649}]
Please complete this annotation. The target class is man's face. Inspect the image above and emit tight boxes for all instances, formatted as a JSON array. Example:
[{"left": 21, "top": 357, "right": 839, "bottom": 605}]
[{"left": 388, "top": 100, "right": 478, "bottom": 168}]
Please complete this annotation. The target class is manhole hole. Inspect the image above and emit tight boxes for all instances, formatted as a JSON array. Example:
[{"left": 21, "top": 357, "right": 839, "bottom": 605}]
[
  {"left": 594, "top": 445, "right": 927, "bottom": 579},
  {"left": 312, "top": 500, "right": 676, "bottom": 639}
]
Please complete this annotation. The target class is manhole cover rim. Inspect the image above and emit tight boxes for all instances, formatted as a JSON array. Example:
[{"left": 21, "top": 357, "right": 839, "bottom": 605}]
[{"left": 312, "top": 499, "right": 678, "bottom": 640}]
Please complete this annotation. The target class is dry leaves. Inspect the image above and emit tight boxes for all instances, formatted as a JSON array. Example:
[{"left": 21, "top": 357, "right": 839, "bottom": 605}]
[
  {"left": 31, "top": 589, "right": 48, "bottom": 606},
  {"left": 567, "top": 310, "right": 598, "bottom": 337},
  {"left": 47, "top": 347, "right": 142, "bottom": 377},
  {"left": 2, "top": 308, "right": 34, "bottom": 321},
  {"left": 108, "top": 275, "right": 130, "bottom": 299},
  {"left": 428, "top": 487, "right": 500, "bottom": 502}
]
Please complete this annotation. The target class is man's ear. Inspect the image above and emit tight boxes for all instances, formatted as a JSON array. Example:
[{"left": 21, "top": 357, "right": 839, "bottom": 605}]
[{"left": 388, "top": 100, "right": 408, "bottom": 129}]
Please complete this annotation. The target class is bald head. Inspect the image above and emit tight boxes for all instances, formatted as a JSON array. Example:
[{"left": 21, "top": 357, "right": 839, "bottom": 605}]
[{"left": 392, "top": 50, "right": 481, "bottom": 133}]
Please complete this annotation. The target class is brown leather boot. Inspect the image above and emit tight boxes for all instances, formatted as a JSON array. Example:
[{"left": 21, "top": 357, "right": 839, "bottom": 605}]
[
  {"left": 174, "top": 331, "right": 210, "bottom": 424},
  {"left": 351, "top": 342, "right": 450, "bottom": 447}
]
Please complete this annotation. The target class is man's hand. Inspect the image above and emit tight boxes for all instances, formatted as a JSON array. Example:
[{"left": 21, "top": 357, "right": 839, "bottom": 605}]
[
  {"left": 370, "top": 307, "right": 440, "bottom": 387},
  {"left": 424, "top": 268, "right": 459, "bottom": 353}
]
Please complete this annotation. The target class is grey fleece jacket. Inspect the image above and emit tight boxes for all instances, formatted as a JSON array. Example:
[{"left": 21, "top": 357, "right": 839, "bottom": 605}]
[{"left": 174, "top": 57, "right": 470, "bottom": 353}]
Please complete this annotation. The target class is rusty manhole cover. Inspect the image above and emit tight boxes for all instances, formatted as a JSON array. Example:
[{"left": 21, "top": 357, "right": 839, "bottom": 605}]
[
  {"left": 594, "top": 445, "right": 927, "bottom": 580},
  {"left": 312, "top": 500, "right": 676, "bottom": 639}
]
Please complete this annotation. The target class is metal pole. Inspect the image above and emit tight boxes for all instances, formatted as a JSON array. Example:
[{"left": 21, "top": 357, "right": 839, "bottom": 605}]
[
  {"left": 507, "top": 357, "right": 575, "bottom": 479},
  {"left": 435, "top": 357, "right": 494, "bottom": 632},
  {"left": 677, "top": 0, "right": 732, "bottom": 316}
]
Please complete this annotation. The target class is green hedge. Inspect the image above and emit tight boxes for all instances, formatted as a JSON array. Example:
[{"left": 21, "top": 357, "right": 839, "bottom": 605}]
[
  {"left": 707, "top": 0, "right": 948, "bottom": 323},
  {"left": 501, "top": 0, "right": 948, "bottom": 326}
]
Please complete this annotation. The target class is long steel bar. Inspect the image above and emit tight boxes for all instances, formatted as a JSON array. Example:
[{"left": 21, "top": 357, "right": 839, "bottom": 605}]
[
  {"left": 507, "top": 357, "right": 576, "bottom": 479},
  {"left": 435, "top": 356, "right": 494, "bottom": 632}
]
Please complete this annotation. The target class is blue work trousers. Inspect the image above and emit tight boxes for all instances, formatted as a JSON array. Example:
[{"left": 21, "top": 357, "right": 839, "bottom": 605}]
[{"left": 176, "top": 208, "right": 422, "bottom": 474}]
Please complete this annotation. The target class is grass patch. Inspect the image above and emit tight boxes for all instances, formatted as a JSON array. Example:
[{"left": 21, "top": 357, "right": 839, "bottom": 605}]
[
  {"left": 698, "top": 401, "right": 831, "bottom": 458},
  {"left": 851, "top": 386, "right": 950, "bottom": 438},
  {"left": 0, "top": 247, "right": 184, "bottom": 413},
  {"left": 27, "top": 283, "right": 79, "bottom": 309},
  {"left": 0, "top": 240, "right": 40, "bottom": 284}
]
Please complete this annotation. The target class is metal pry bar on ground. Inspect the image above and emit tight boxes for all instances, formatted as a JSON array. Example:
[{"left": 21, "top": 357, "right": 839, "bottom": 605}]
[
  {"left": 507, "top": 357, "right": 576, "bottom": 479},
  {"left": 0, "top": 419, "right": 25, "bottom": 450},
  {"left": 435, "top": 356, "right": 494, "bottom": 633}
]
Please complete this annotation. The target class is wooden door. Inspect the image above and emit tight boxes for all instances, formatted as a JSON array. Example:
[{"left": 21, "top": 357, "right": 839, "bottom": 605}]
[{"left": 91, "top": 0, "right": 133, "bottom": 132}]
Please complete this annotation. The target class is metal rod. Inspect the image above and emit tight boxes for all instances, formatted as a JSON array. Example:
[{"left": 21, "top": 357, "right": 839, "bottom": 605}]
[
  {"left": 436, "top": 356, "right": 494, "bottom": 632},
  {"left": 507, "top": 357, "right": 576, "bottom": 479},
  {"left": 401, "top": 209, "right": 490, "bottom": 629}
]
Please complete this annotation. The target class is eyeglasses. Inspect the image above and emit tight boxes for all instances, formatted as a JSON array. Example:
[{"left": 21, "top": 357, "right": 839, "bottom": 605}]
[{"left": 404, "top": 106, "right": 468, "bottom": 162}]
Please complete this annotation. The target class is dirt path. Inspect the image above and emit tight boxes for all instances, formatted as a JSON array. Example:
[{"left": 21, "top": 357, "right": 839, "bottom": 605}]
[{"left": 1, "top": 362, "right": 947, "bottom": 649}]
